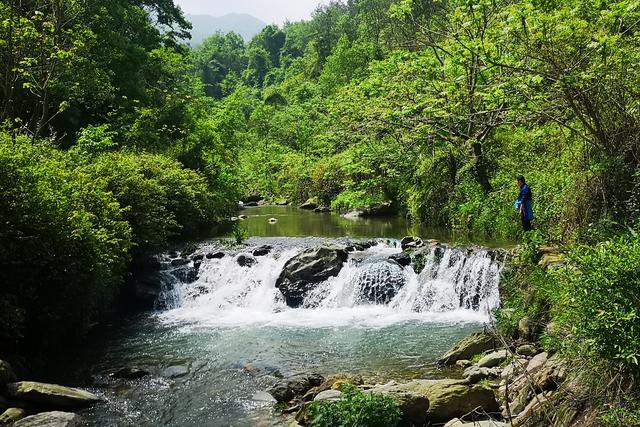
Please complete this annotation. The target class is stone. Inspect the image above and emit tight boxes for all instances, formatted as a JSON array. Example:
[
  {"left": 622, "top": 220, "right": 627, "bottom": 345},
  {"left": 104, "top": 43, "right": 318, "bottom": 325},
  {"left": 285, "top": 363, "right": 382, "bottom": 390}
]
[
  {"left": 515, "top": 344, "right": 537, "bottom": 357},
  {"left": 513, "top": 392, "right": 549, "bottom": 427},
  {"left": 0, "top": 360, "right": 17, "bottom": 389},
  {"left": 538, "top": 253, "right": 566, "bottom": 269},
  {"left": 477, "top": 350, "right": 509, "bottom": 368},
  {"left": 518, "top": 316, "right": 537, "bottom": 341},
  {"left": 236, "top": 254, "right": 257, "bottom": 267},
  {"left": 110, "top": 367, "right": 149, "bottom": 380},
  {"left": 314, "top": 206, "right": 331, "bottom": 213},
  {"left": 312, "top": 374, "right": 364, "bottom": 395},
  {"left": 162, "top": 365, "right": 189, "bottom": 379},
  {"left": 7, "top": 382, "right": 100, "bottom": 408},
  {"left": 532, "top": 354, "right": 566, "bottom": 391},
  {"left": 251, "top": 391, "right": 277, "bottom": 403},
  {"left": 191, "top": 254, "right": 204, "bottom": 262},
  {"left": 389, "top": 252, "right": 411, "bottom": 267},
  {"left": 13, "top": 411, "right": 84, "bottom": 427},
  {"left": 313, "top": 390, "right": 342, "bottom": 402},
  {"left": 268, "top": 374, "right": 325, "bottom": 403},
  {"left": 242, "top": 193, "right": 263, "bottom": 203},
  {"left": 438, "top": 333, "right": 498, "bottom": 365},
  {"left": 526, "top": 352, "right": 548, "bottom": 374},
  {"left": 170, "top": 258, "right": 189, "bottom": 266},
  {"left": 456, "top": 360, "right": 473, "bottom": 368},
  {"left": 268, "top": 218, "right": 278, "bottom": 224},
  {"left": 400, "top": 236, "right": 424, "bottom": 250},
  {"left": 0, "top": 408, "right": 26, "bottom": 425},
  {"left": 252, "top": 245, "right": 273, "bottom": 257},
  {"left": 359, "top": 202, "right": 394, "bottom": 217},
  {"left": 444, "top": 418, "right": 508, "bottom": 427},
  {"left": 206, "top": 252, "right": 225, "bottom": 259},
  {"left": 238, "top": 215, "right": 248, "bottom": 220},
  {"left": 372, "top": 379, "right": 499, "bottom": 424},
  {"left": 299, "top": 198, "right": 319, "bottom": 210},
  {"left": 463, "top": 366, "right": 501, "bottom": 384},
  {"left": 243, "top": 201, "right": 258, "bottom": 207},
  {"left": 276, "top": 246, "right": 348, "bottom": 307}
]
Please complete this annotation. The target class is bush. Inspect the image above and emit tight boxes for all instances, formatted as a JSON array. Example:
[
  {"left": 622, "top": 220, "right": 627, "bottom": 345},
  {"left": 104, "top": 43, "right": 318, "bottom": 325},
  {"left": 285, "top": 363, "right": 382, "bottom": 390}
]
[
  {"left": 308, "top": 384, "right": 402, "bottom": 427},
  {"left": 552, "top": 231, "right": 640, "bottom": 370},
  {"left": 0, "top": 134, "right": 132, "bottom": 360}
]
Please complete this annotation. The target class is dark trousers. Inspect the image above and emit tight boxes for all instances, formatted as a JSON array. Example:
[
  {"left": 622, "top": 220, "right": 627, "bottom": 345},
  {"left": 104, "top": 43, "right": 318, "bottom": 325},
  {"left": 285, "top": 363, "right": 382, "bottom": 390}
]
[{"left": 521, "top": 217, "right": 532, "bottom": 231}]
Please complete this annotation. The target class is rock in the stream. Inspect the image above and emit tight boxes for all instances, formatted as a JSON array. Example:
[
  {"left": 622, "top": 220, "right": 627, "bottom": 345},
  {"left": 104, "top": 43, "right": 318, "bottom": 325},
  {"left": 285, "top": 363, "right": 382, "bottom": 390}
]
[
  {"left": 236, "top": 254, "right": 257, "bottom": 267},
  {"left": 372, "top": 379, "right": 499, "bottom": 424},
  {"left": 359, "top": 202, "right": 394, "bottom": 217},
  {"left": 354, "top": 260, "right": 406, "bottom": 304},
  {"left": 276, "top": 246, "right": 348, "bottom": 307},
  {"left": 438, "top": 333, "right": 498, "bottom": 365},
  {"left": 206, "top": 251, "right": 225, "bottom": 259},
  {"left": 268, "top": 374, "right": 325, "bottom": 403},
  {"left": 162, "top": 365, "right": 189, "bottom": 379},
  {"left": 242, "top": 193, "right": 263, "bottom": 204},
  {"left": 299, "top": 198, "right": 319, "bottom": 210},
  {"left": 314, "top": 206, "right": 331, "bottom": 213},
  {"left": 389, "top": 252, "right": 411, "bottom": 267},
  {"left": 13, "top": 411, "right": 84, "bottom": 427},
  {"left": 456, "top": 360, "right": 473, "bottom": 369},
  {"left": 7, "top": 382, "right": 100, "bottom": 408},
  {"left": 400, "top": 236, "right": 424, "bottom": 250},
  {"left": 0, "top": 360, "right": 17, "bottom": 389},
  {"left": 252, "top": 245, "right": 273, "bottom": 257},
  {"left": 0, "top": 407, "right": 26, "bottom": 425},
  {"left": 477, "top": 350, "right": 509, "bottom": 368},
  {"left": 110, "top": 367, "right": 149, "bottom": 380}
]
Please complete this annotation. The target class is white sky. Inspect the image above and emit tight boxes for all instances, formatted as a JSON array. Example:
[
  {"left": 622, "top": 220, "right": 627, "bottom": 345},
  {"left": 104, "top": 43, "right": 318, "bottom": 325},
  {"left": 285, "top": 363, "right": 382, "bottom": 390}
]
[{"left": 174, "top": 0, "right": 330, "bottom": 24}]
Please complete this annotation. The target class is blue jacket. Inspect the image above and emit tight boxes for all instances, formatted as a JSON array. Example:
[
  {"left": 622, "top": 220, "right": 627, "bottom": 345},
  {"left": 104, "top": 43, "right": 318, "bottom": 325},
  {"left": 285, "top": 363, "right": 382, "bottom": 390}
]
[{"left": 516, "top": 183, "right": 534, "bottom": 221}]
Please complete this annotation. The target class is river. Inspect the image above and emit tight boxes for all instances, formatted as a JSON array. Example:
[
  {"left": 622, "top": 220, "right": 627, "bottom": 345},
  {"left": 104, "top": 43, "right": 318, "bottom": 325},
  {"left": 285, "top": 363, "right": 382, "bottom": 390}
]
[{"left": 50, "top": 206, "right": 507, "bottom": 426}]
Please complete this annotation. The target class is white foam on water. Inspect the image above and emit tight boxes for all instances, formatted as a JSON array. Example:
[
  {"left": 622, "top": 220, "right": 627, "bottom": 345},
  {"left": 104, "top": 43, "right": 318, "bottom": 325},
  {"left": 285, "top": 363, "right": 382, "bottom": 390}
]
[{"left": 158, "top": 242, "right": 502, "bottom": 328}]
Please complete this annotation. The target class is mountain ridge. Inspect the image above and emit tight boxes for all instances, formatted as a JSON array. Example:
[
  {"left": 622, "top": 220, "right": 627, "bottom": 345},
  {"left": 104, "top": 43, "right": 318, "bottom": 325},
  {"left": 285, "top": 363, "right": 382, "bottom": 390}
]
[{"left": 185, "top": 13, "right": 267, "bottom": 45}]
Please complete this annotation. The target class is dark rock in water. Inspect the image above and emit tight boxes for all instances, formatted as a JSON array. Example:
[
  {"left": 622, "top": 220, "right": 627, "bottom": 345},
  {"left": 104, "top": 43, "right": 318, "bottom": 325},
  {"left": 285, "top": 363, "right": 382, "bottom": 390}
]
[
  {"left": 276, "top": 246, "right": 348, "bottom": 307},
  {"left": 359, "top": 201, "right": 394, "bottom": 217},
  {"left": 162, "top": 365, "right": 189, "bottom": 379},
  {"left": 268, "top": 374, "right": 325, "bottom": 403},
  {"left": 13, "top": 411, "right": 84, "bottom": 427},
  {"left": 0, "top": 407, "right": 26, "bottom": 425},
  {"left": 401, "top": 236, "right": 424, "bottom": 250},
  {"left": 170, "top": 258, "right": 190, "bottom": 266},
  {"left": 244, "top": 201, "right": 259, "bottom": 207},
  {"left": 242, "top": 193, "right": 263, "bottom": 203},
  {"left": 354, "top": 260, "right": 406, "bottom": 304},
  {"left": 252, "top": 245, "right": 273, "bottom": 257},
  {"left": 314, "top": 206, "right": 331, "bottom": 213},
  {"left": 110, "top": 367, "right": 149, "bottom": 380},
  {"left": 237, "top": 254, "right": 257, "bottom": 267},
  {"left": 299, "top": 198, "right": 319, "bottom": 210},
  {"left": 193, "top": 261, "right": 202, "bottom": 270},
  {"left": 191, "top": 254, "right": 204, "bottom": 262},
  {"left": 206, "top": 252, "right": 225, "bottom": 259},
  {"left": 389, "top": 252, "right": 411, "bottom": 267},
  {"left": 171, "top": 266, "right": 198, "bottom": 283}
]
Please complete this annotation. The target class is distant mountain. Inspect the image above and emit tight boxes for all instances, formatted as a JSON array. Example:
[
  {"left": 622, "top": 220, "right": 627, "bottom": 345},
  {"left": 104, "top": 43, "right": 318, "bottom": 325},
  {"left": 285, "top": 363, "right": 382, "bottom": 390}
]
[{"left": 185, "top": 13, "right": 267, "bottom": 45}]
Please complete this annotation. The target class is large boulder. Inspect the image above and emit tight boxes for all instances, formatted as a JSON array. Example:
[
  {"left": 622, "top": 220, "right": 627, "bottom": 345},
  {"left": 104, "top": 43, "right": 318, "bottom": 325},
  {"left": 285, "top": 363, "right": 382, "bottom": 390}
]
[
  {"left": 353, "top": 260, "right": 406, "bottom": 304},
  {"left": 276, "top": 246, "right": 348, "bottom": 307},
  {"left": 299, "top": 198, "right": 319, "bottom": 210},
  {"left": 438, "top": 333, "right": 498, "bottom": 365},
  {"left": 13, "top": 411, "right": 84, "bottom": 427},
  {"left": 6, "top": 382, "right": 100, "bottom": 408},
  {"left": 368, "top": 385, "right": 430, "bottom": 426},
  {"left": 0, "top": 407, "right": 26, "bottom": 425},
  {"left": 373, "top": 379, "right": 499, "bottom": 424},
  {"left": 478, "top": 350, "right": 509, "bottom": 368},
  {"left": 242, "top": 193, "right": 263, "bottom": 204},
  {"left": 359, "top": 202, "right": 394, "bottom": 217},
  {"left": 268, "top": 374, "right": 324, "bottom": 403},
  {"left": 0, "top": 360, "right": 16, "bottom": 390}
]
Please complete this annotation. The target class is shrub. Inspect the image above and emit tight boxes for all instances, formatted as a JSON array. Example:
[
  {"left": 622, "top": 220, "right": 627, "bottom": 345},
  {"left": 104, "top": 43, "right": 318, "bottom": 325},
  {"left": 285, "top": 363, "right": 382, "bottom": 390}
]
[
  {"left": 308, "top": 384, "right": 402, "bottom": 427},
  {"left": 0, "top": 134, "right": 132, "bottom": 360}
]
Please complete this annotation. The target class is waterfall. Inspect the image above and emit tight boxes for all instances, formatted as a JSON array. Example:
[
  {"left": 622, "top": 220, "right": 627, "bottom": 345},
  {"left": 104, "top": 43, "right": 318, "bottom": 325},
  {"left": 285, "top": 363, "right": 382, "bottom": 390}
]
[{"left": 157, "top": 240, "right": 504, "bottom": 327}]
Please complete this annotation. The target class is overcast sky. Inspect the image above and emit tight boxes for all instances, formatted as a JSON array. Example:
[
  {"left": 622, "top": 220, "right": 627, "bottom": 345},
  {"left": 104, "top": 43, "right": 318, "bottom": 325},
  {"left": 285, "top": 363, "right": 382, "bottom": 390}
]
[{"left": 174, "top": 0, "right": 329, "bottom": 24}]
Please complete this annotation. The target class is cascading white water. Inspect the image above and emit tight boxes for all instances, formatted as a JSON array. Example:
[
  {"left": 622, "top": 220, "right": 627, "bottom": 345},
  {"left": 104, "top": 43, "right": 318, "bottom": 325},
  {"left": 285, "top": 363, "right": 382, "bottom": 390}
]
[{"left": 159, "top": 240, "right": 503, "bottom": 327}]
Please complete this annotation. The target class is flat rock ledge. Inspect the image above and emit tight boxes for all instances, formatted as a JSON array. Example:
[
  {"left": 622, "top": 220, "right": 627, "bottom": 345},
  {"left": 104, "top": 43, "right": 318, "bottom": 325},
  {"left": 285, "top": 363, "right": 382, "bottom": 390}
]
[
  {"left": 7, "top": 381, "right": 100, "bottom": 408},
  {"left": 13, "top": 411, "right": 84, "bottom": 427}
]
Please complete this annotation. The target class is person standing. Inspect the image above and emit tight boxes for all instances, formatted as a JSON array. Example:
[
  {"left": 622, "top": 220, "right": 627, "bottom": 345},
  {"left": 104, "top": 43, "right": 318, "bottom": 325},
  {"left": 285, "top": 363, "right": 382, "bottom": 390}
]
[{"left": 515, "top": 175, "right": 534, "bottom": 231}]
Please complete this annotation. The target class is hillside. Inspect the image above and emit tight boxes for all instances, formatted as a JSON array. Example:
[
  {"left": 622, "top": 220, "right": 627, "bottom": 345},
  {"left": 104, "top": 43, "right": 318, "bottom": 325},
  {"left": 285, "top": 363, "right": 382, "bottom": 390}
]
[{"left": 185, "top": 13, "right": 266, "bottom": 44}]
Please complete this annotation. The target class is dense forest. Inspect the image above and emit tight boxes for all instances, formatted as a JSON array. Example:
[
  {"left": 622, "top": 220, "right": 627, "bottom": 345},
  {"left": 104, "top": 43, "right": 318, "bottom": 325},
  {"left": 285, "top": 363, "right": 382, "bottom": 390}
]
[{"left": 1, "top": 0, "right": 640, "bottom": 424}]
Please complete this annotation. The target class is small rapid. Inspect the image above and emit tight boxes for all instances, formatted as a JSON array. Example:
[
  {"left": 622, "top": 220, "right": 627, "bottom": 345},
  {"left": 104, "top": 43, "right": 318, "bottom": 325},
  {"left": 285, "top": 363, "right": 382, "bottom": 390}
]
[{"left": 157, "top": 239, "right": 504, "bottom": 328}]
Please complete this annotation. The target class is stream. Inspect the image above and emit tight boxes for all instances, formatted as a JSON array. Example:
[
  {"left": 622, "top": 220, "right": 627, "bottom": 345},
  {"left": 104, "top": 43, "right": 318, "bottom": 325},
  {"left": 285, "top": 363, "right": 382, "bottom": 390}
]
[{"left": 51, "top": 207, "right": 508, "bottom": 426}]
